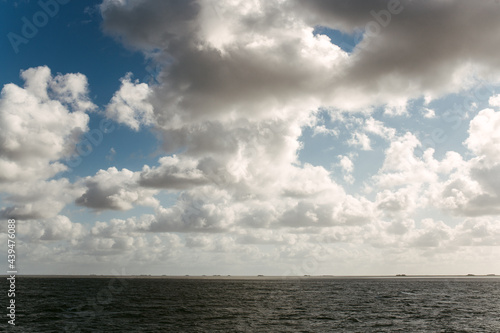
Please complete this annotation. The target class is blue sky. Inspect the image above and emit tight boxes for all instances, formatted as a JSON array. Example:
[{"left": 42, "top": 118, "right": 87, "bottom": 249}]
[
  {"left": 1, "top": 0, "right": 500, "bottom": 276},
  {"left": 0, "top": 0, "right": 161, "bottom": 180}
]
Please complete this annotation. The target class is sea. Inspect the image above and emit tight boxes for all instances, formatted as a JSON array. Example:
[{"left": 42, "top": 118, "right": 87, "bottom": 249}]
[{"left": 2, "top": 276, "right": 500, "bottom": 332}]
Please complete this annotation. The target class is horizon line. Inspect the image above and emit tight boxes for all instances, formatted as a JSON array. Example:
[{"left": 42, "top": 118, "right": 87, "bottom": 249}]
[{"left": 2, "top": 274, "right": 498, "bottom": 279}]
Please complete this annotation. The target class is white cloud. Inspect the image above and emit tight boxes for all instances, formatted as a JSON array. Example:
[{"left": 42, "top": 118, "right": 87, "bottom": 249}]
[
  {"left": 465, "top": 108, "right": 500, "bottom": 165},
  {"left": 19, "top": 215, "right": 86, "bottom": 242},
  {"left": 0, "top": 66, "right": 96, "bottom": 221},
  {"left": 49, "top": 72, "right": 97, "bottom": 113},
  {"left": 312, "top": 124, "right": 338, "bottom": 137},
  {"left": 105, "top": 74, "right": 154, "bottom": 131},
  {"left": 489, "top": 94, "right": 500, "bottom": 108},
  {"left": 376, "top": 188, "right": 416, "bottom": 217},
  {"left": 147, "top": 188, "right": 238, "bottom": 233},
  {"left": 338, "top": 155, "right": 354, "bottom": 184},
  {"left": 453, "top": 217, "right": 500, "bottom": 246},
  {"left": 348, "top": 132, "right": 372, "bottom": 151},
  {"left": 409, "top": 219, "right": 453, "bottom": 248},
  {"left": 376, "top": 133, "right": 437, "bottom": 188},
  {"left": 0, "top": 66, "right": 91, "bottom": 183},
  {"left": 76, "top": 167, "right": 159, "bottom": 211},
  {"left": 423, "top": 108, "right": 436, "bottom": 119},
  {"left": 139, "top": 155, "right": 209, "bottom": 189},
  {"left": 1, "top": 179, "right": 84, "bottom": 220},
  {"left": 427, "top": 108, "right": 500, "bottom": 216},
  {"left": 363, "top": 117, "right": 396, "bottom": 140},
  {"left": 384, "top": 100, "right": 408, "bottom": 117}
]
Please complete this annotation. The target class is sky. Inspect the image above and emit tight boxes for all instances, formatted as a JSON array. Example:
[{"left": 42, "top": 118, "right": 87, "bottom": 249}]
[{"left": 1, "top": 0, "right": 500, "bottom": 276}]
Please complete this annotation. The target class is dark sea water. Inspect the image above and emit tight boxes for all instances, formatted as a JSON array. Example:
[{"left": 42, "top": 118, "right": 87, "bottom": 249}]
[{"left": 3, "top": 277, "right": 500, "bottom": 332}]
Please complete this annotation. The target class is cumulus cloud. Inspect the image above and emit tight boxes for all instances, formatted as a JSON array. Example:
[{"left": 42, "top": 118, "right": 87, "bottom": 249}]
[
  {"left": 453, "top": 217, "right": 500, "bottom": 246},
  {"left": 93, "top": 0, "right": 500, "bottom": 247},
  {"left": 19, "top": 215, "right": 86, "bottom": 242},
  {"left": 0, "top": 66, "right": 92, "bottom": 183},
  {"left": 96, "top": 0, "right": 500, "bottom": 159},
  {"left": 79, "top": 219, "right": 182, "bottom": 259},
  {"left": 357, "top": 107, "right": 500, "bottom": 218},
  {"left": 431, "top": 108, "right": 500, "bottom": 216},
  {"left": 101, "top": 0, "right": 348, "bottom": 128},
  {"left": 376, "top": 188, "right": 416, "bottom": 217},
  {"left": 348, "top": 132, "right": 372, "bottom": 151},
  {"left": 423, "top": 108, "right": 436, "bottom": 119},
  {"left": 375, "top": 132, "right": 438, "bottom": 188},
  {"left": 295, "top": 0, "right": 500, "bottom": 104},
  {"left": 0, "top": 66, "right": 96, "bottom": 221},
  {"left": 105, "top": 74, "right": 154, "bottom": 131},
  {"left": 409, "top": 219, "right": 452, "bottom": 248},
  {"left": 49, "top": 71, "right": 96, "bottom": 113},
  {"left": 465, "top": 108, "right": 500, "bottom": 165},
  {"left": 76, "top": 167, "right": 159, "bottom": 211},
  {"left": 363, "top": 117, "right": 396, "bottom": 140},
  {"left": 146, "top": 188, "right": 239, "bottom": 233},
  {"left": 0, "top": 179, "right": 84, "bottom": 220},
  {"left": 490, "top": 94, "right": 500, "bottom": 107},
  {"left": 139, "top": 155, "right": 209, "bottom": 189},
  {"left": 338, "top": 155, "right": 355, "bottom": 184}
]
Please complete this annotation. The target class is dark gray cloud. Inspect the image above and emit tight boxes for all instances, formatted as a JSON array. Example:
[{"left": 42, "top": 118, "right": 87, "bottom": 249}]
[
  {"left": 101, "top": 0, "right": 345, "bottom": 129},
  {"left": 452, "top": 163, "right": 500, "bottom": 216},
  {"left": 101, "top": 0, "right": 500, "bottom": 125},
  {"left": 100, "top": 0, "right": 201, "bottom": 52},
  {"left": 295, "top": 0, "right": 403, "bottom": 31},
  {"left": 297, "top": 0, "right": 500, "bottom": 101},
  {"left": 75, "top": 168, "right": 158, "bottom": 211}
]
